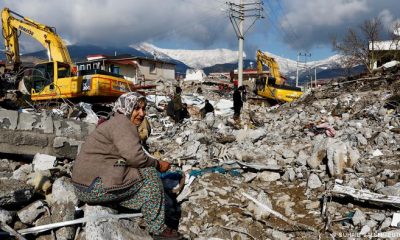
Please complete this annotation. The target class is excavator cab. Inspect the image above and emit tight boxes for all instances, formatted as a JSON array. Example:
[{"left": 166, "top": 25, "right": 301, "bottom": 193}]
[
  {"left": 256, "top": 50, "right": 303, "bottom": 103},
  {"left": 31, "top": 62, "right": 71, "bottom": 94},
  {"left": 32, "top": 62, "right": 53, "bottom": 92}
]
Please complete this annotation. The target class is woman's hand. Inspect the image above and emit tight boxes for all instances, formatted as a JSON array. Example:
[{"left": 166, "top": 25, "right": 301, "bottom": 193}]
[{"left": 158, "top": 160, "right": 171, "bottom": 172}]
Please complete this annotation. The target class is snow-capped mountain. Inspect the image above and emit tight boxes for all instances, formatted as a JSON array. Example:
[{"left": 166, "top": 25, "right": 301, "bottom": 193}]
[
  {"left": 132, "top": 42, "right": 245, "bottom": 69},
  {"left": 132, "top": 42, "right": 347, "bottom": 78}
]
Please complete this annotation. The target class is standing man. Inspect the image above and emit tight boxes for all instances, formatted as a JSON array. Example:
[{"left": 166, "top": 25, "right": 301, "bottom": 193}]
[
  {"left": 172, "top": 86, "right": 183, "bottom": 123},
  {"left": 233, "top": 87, "right": 243, "bottom": 120}
]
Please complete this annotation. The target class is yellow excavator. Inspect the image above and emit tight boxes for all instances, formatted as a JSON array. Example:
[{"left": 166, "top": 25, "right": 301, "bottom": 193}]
[
  {"left": 256, "top": 49, "right": 302, "bottom": 103},
  {"left": 1, "top": 8, "right": 135, "bottom": 102}
]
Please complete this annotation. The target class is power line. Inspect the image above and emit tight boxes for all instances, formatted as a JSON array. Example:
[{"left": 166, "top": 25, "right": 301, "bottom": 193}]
[
  {"left": 263, "top": 0, "right": 298, "bottom": 43},
  {"left": 273, "top": 0, "right": 299, "bottom": 40},
  {"left": 227, "top": 0, "right": 263, "bottom": 87}
]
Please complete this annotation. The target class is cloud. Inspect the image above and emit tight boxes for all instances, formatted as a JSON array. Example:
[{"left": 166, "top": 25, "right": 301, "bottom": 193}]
[
  {"left": 2, "top": 0, "right": 399, "bottom": 57},
  {"left": 278, "top": 0, "right": 400, "bottom": 50},
  {"left": 0, "top": 0, "right": 236, "bottom": 52}
]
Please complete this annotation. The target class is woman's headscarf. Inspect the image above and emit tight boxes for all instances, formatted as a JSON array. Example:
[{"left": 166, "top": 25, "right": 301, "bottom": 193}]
[{"left": 113, "top": 92, "right": 145, "bottom": 117}]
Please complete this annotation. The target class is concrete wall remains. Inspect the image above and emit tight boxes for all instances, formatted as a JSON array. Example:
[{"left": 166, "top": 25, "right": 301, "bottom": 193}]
[{"left": 0, "top": 109, "right": 95, "bottom": 159}]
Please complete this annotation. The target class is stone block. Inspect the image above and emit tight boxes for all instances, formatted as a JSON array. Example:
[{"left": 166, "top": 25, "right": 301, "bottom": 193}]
[
  {"left": 0, "top": 109, "right": 18, "bottom": 130},
  {"left": 17, "top": 112, "right": 37, "bottom": 131},
  {"left": 33, "top": 153, "right": 56, "bottom": 171},
  {"left": 0, "top": 179, "right": 33, "bottom": 207},
  {"left": 17, "top": 200, "right": 45, "bottom": 224}
]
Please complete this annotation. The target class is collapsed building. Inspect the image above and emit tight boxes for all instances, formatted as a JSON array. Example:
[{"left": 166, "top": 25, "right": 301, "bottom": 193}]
[{"left": 0, "top": 63, "right": 399, "bottom": 239}]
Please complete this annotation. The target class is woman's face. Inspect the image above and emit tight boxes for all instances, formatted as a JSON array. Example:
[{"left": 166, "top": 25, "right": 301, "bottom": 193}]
[{"left": 130, "top": 101, "right": 146, "bottom": 126}]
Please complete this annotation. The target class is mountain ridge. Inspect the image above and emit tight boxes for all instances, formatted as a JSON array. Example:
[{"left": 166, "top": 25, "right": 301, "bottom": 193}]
[{"left": 17, "top": 43, "right": 365, "bottom": 85}]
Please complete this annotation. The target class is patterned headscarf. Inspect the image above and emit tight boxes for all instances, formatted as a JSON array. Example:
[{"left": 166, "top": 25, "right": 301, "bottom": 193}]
[{"left": 113, "top": 92, "right": 145, "bottom": 117}]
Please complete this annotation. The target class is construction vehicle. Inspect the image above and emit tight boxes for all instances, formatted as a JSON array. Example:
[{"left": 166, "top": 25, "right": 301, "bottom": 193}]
[
  {"left": 1, "top": 8, "right": 136, "bottom": 102},
  {"left": 256, "top": 49, "right": 302, "bottom": 103}
]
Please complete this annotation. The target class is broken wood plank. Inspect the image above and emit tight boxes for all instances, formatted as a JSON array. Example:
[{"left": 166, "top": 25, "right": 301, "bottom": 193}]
[
  {"left": 331, "top": 184, "right": 400, "bottom": 207},
  {"left": 242, "top": 192, "right": 318, "bottom": 232},
  {"left": 17, "top": 213, "right": 143, "bottom": 235}
]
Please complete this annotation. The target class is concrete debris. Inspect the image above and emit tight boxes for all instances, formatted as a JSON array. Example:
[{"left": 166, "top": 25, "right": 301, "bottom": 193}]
[
  {"left": 32, "top": 153, "right": 56, "bottom": 172},
  {"left": 17, "top": 200, "right": 45, "bottom": 224},
  {"left": 331, "top": 184, "right": 400, "bottom": 207},
  {"left": 0, "top": 69, "right": 400, "bottom": 239}
]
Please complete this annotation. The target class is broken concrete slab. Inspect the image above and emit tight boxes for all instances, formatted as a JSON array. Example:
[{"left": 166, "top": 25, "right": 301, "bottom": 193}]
[
  {"left": 83, "top": 205, "right": 150, "bottom": 240},
  {"left": 32, "top": 153, "right": 56, "bottom": 172},
  {"left": 17, "top": 200, "right": 45, "bottom": 224},
  {"left": 0, "top": 109, "right": 18, "bottom": 130}
]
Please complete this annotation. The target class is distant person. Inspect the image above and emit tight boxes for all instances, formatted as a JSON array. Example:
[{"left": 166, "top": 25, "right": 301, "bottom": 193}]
[
  {"left": 172, "top": 86, "right": 183, "bottom": 123},
  {"left": 233, "top": 87, "right": 243, "bottom": 120},
  {"left": 240, "top": 85, "right": 247, "bottom": 102},
  {"left": 181, "top": 103, "right": 190, "bottom": 121},
  {"left": 201, "top": 99, "right": 214, "bottom": 118}
]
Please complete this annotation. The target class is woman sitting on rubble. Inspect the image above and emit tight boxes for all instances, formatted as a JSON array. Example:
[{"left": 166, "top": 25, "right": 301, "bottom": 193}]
[{"left": 71, "top": 92, "right": 181, "bottom": 240}]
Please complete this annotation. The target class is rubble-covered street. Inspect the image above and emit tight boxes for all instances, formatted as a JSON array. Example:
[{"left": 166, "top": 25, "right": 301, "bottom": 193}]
[{"left": 0, "top": 68, "right": 400, "bottom": 239}]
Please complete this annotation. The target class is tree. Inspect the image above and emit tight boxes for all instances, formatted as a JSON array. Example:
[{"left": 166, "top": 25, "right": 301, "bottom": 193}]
[{"left": 332, "top": 17, "right": 383, "bottom": 74}]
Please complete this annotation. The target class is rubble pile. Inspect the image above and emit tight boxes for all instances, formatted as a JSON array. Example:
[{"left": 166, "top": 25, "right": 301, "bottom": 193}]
[
  {"left": 148, "top": 73, "right": 400, "bottom": 239},
  {"left": 0, "top": 71, "right": 399, "bottom": 239}
]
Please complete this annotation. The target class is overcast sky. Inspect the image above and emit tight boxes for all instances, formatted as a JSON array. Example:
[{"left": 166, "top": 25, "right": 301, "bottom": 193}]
[{"left": 1, "top": 0, "right": 399, "bottom": 60}]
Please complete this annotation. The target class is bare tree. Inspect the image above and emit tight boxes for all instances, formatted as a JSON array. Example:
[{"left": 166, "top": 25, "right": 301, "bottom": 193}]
[
  {"left": 332, "top": 17, "right": 383, "bottom": 74},
  {"left": 386, "top": 21, "right": 400, "bottom": 63}
]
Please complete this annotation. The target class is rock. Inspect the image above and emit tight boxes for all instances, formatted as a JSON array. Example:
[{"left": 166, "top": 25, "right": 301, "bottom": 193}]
[
  {"left": 352, "top": 209, "right": 366, "bottom": 226},
  {"left": 377, "top": 184, "right": 400, "bottom": 197},
  {"left": 359, "top": 225, "right": 371, "bottom": 235},
  {"left": 17, "top": 200, "right": 45, "bottom": 224},
  {"left": 307, "top": 137, "right": 329, "bottom": 169},
  {"left": 282, "top": 149, "right": 296, "bottom": 159},
  {"left": 83, "top": 205, "right": 151, "bottom": 240},
  {"left": 49, "top": 177, "right": 78, "bottom": 205},
  {"left": 366, "top": 220, "right": 378, "bottom": 228},
  {"left": 307, "top": 173, "right": 322, "bottom": 189},
  {"left": 0, "top": 208, "right": 14, "bottom": 224},
  {"left": 380, "top": 217, "right": 392, "bottom": 230},
  {"left": 295, "top": 150, "right": 309, "bottom": 166},
  {"left": 356, "top": 134, "right": 368, "bottom": 146},
  {"left": 287, "top": 168, "right": 296, "bottom": 182},
  {"left": 235, "top": 128, "right": 266, "bottom": 143},
  {"left": 348, "top": 146, "right": 361, "bottom": 167},
  {"left": 268, "top": 229, "right": 289, "bottom": 240},
  {"left": 258, "top": 171, "right": 281, "bottom": 182},
  {"left": 0, "top": 179, "right": 33, "bottom": 207},
  {"left": 53, "top": 202, "right": 76, "bottom": 240},
  {"left": 243, "top": 172, "right": 257, "bottom": 183},
  {"left": 370, "top": 212, "right": 386, "bottom": 222},
  {"left": 32, "top": 153, "right": 56, "bottom": 171},
  {"left": 247, "top": 191, "right": 272, "bottom": 220},
  {"left": 306, "top": 201, "right": 320, "bottom": 210},
  {"left": 372, "top": 149, "right": 384, "bottom": 157},
  {"left": 327, "top": 141, "right": 348, "bottom": 177},
  {"left": 11, "top": 164, "right": 32, "bottom": 182}
]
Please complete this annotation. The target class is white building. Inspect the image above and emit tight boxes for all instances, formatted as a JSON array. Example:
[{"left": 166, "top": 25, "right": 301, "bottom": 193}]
[{"left": 184, "top": 69, "right": 207, "bottom": 82}]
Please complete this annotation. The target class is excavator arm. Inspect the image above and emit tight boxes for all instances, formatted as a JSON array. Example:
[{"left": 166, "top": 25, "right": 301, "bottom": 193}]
[
  {"left": 256, "top": 49, "right": 284, "bottom": 85},
  {"left": 1, "top": 8, "right": 72, "bottom": 69}
]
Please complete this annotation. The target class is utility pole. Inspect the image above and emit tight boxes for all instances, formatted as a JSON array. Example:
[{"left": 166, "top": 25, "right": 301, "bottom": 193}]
[
  {"left": 296, "top": 52, "right": 311, "bottom": 88},
  {"left": 314, "top": 67, "right": 317, "bottom": 88},
  {"left": 227, "top": 0, "right": 263, "bottom": 87},
  {"left": 296, "top": 53, "right": 300, "bottom": 87}
]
